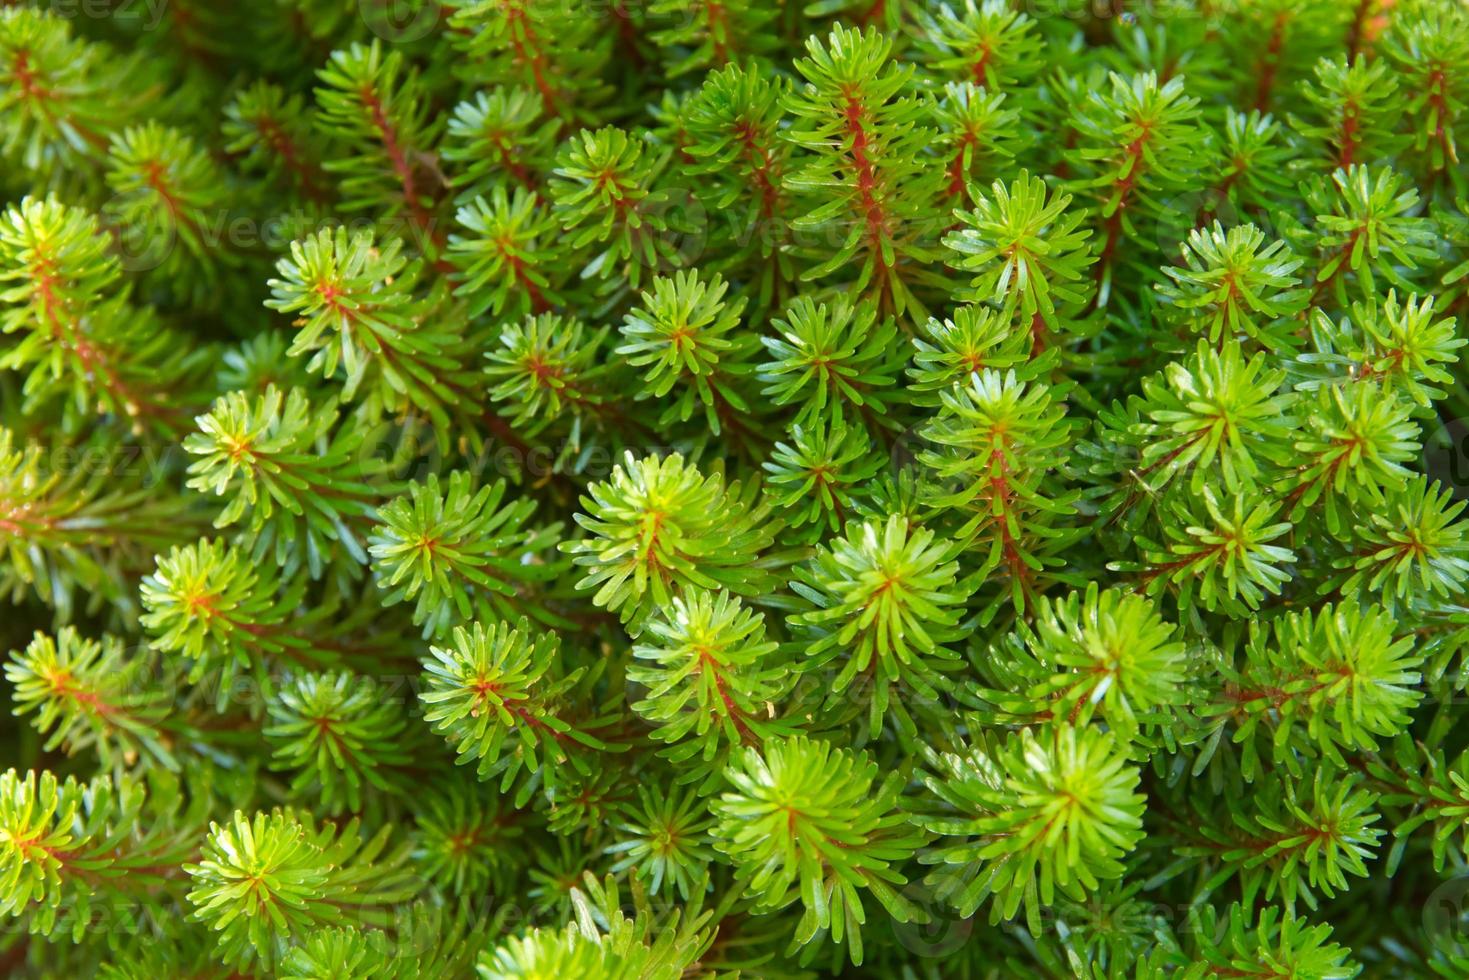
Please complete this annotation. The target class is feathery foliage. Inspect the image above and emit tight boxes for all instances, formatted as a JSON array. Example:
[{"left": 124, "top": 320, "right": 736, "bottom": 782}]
[{"left": 3, "top": 1, "right": 1469, "bottom": 975}]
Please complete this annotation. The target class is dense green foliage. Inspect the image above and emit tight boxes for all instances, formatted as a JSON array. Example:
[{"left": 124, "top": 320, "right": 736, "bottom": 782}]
[{"left": 2, "top": 0, "right": 1469, "bottom": 976}]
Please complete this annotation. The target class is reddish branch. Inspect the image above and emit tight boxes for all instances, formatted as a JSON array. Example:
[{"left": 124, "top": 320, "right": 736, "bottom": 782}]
[
  {"left": 502, "top": 3, "right": 561, "bottom": 117},
  {"left": 945, "top": 135, "right": 975, "bottom": 204},
  {"left": 9, "top": 49, "right": 111, "bottom": 152},
  {"left": 473, "top": 234, "right": 549, "bottom": 313},
  {"left": 695, "top": 646, "right": 759, "bottom": 745},
  {"left": 358, "top": 84, "right": 446, "bottom": 262},
  {"left": 486, "top": 132, "right": 536, "bottom": 189},
  {"left": 1337, "top": 99, "right": 1362, "bottom": 168},
  {"left": 969, "top": 43, "right": 994, "bottom": 88},
  {"left": 1424, "top": 67, "right": 1456, "bottom": 187},
  {"left": 250, "top": 114, "right": 330, "bottom": 202},
  {"left": 977, "top": 437, "right": 1036, "bottom": 599},
  {"left": 735, "top": 121, "right": 782, "bottom": 220},
  {"left": 841, "top": 91, "right": 895, "bottom": 294},
  {"left": 1093, "top": 125, "right": 1154, "bottom": 302},
  {"left": 29, "top": 252, "right": 176, "bottom": 427},
  {"left": 1254, "top": 12, "right": 1290, "bottom": 112},
  {"left": 705, "top": 1, "right": 732, "bottom": 65},
  {"left": 1346, "top": 0, "right": 1375, "bottom": 60}
]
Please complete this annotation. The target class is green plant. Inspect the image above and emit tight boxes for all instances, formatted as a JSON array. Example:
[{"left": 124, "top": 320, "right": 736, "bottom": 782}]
[{"left": 3, "top": 1, "right": 1469, "bottom": 976}]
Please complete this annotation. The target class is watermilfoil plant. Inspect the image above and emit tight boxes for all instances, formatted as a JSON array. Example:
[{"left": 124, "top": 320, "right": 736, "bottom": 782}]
[{"left": 2, "top": 0, "right": 1469, "bottom": 976}]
